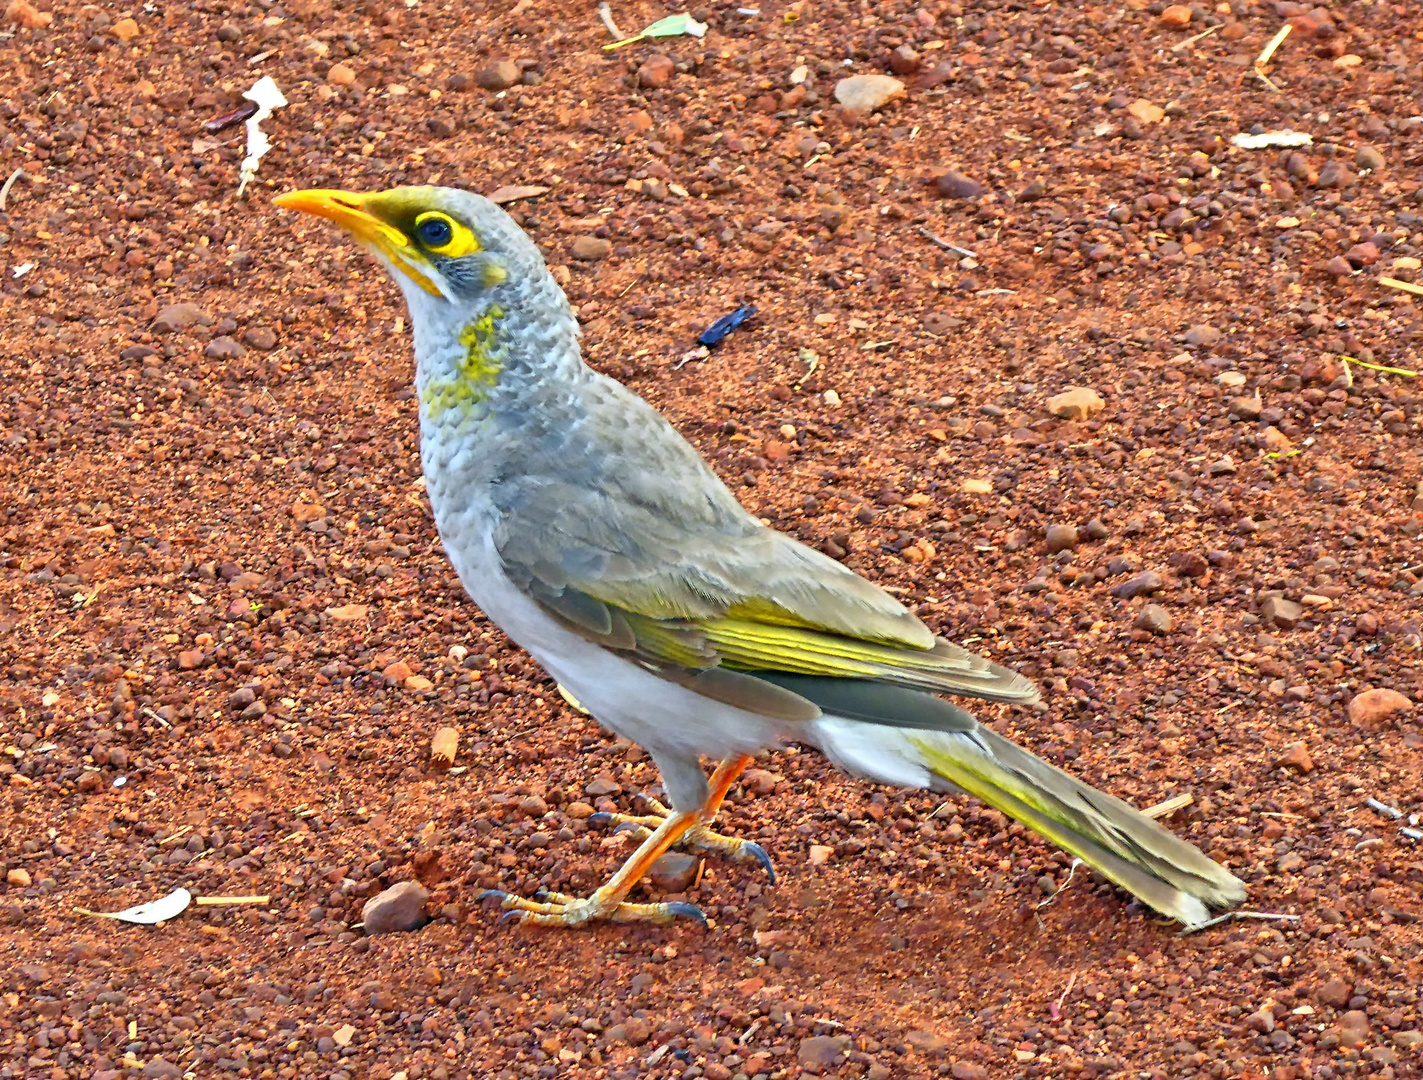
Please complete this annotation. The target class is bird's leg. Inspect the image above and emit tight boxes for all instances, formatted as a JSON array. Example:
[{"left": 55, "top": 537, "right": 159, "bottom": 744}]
[
  {"left": 483, "top": 754, "right": 754, "bottom": 927},
  {"left": 593, "top": 791, "right": 776, "bottom": 883}
]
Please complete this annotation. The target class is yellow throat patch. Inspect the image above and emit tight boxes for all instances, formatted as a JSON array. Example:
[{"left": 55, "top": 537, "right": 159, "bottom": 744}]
[{"left": 422, "top": 305, "right": 506, "bottom": 417}]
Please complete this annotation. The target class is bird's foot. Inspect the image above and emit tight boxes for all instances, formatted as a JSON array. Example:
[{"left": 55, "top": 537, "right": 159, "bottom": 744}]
[
  {"left": 592, "top": 796, "right": 776, "bottom": 885},
  {"left": 478, "top": 888, "right": 706, "bottom": 928}
]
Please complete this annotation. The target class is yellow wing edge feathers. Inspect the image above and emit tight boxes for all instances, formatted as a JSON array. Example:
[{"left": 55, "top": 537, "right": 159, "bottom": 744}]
[
  {"left": 908, "top": 733, "right": 1246, "bottom": 924},
  {"left": 534, "top": 578, "right": 1039, "bottom": 707}
]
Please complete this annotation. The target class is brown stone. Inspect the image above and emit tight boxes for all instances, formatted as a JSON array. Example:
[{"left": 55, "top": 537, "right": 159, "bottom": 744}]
[
  {"left": 887, "top": 45, "right": 920, "bottom": 76},
  {"left": 1260, "top": 596, "right": 1304, "bottom": 629},
  {"left": 1275, "top": 742, "right": 1313, "bottom": 774},
  {"left": 637, "top": 54, "right": 675, "bottom": 88},
  {"left": 798, "top": 1036, "right": 848, "bottom": 1067},
  {"left": 1160, "top": 5, "right": 1192, "bottom": 26},
  {"left": 475, "top": 60, "right": 520, "bottom": 91},
  {"left": 1126, "top": 99, "right": 1164, "bottom": 124},
  {"left": 361, "top": 881, "right": 429, "bottom": 934},
  {"left": 4, "top": 0, "right": 52, "bottom": 28},
  {"left": 152, "top": 303, "right": 210, "bottom": 333},
  {"left": 1317, "top": 978, "right": 1352, "bottom": 1008},
  {"left": 382, "top": 660, "right": 413, "bottom": 683},
  {"left": 741, "top": 768, "right": 779, "bottom": 795},
  {"left": 1346, "top": 688, "right": 1412, "bottom": 726},
  {"left": 935, "top": 171, "right": 986, "bottom": 200},
  {"left": 1135, "top": 604, "right": 1173, "bottom": 634},
  {"left": 647, "top": 852, "right": 698, "bottom": 892},
  {"left": 906, "top": 1029, "right": 949, "bottom": 1054},
  {"left": 1336, "top": 1010, "right": 1370, "bottom": 1049},
  {"left": 571, "top": 236, "right": 611, "bottom": 261},
  {"left": 1047, "top": 386, "right": 1105, "bottom": 420},
  {"left": 1344, "top": 242, "right": 1380, "bottom": 269}
]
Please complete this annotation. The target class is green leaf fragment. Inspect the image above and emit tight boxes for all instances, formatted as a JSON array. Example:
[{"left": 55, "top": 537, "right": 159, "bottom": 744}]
[{"left": 603, "top": 12, "right": 708, "bottom": 50}]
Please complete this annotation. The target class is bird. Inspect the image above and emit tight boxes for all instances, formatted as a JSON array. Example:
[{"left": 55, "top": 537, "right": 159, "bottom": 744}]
[{"left": 274, "top": 185, "right": 1246, "bottom": 929}]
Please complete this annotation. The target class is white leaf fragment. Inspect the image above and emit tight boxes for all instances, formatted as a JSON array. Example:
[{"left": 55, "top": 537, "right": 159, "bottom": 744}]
[
  {"left": 236, "top": 76, "right": 288, "bottom": 197},
  {"left": 76, "top": 887, "right": 192, "bottom": 925},
  {"left": 1230, "top": 130, "right": 1312, "bottom": 149}
]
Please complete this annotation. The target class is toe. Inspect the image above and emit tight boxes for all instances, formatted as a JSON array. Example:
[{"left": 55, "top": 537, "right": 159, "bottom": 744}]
[{"left": 739, "top": 841, "right": 777, "bottom": 885}]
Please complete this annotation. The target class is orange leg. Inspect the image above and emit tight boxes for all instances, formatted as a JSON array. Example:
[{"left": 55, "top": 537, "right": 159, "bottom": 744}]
[{"left": 483, "top": 755, "right": 754, "bottom": 927}]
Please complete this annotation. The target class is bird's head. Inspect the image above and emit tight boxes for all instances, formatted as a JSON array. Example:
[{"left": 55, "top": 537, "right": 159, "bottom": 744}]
[
  {"left": 274, "top": 185, "right": 532, "bottom": 308},
  {"left": 276, "top": 184, "right": 584, "bottom": 421}
]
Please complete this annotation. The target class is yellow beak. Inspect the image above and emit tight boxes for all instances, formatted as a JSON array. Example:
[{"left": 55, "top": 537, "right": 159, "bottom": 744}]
[{"left": 273, "top": 188, "right": 444, "bottom": 297}]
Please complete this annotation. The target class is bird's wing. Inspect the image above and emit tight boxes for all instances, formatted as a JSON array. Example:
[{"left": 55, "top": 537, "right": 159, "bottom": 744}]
[{"left": 491, "top": 380, "right": 1037, "bottom": 716}]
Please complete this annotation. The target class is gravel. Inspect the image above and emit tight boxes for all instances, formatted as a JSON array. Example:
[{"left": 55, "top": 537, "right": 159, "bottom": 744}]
[{"left": 0, "top": 1, "right": 1419, "bottom": 1076}]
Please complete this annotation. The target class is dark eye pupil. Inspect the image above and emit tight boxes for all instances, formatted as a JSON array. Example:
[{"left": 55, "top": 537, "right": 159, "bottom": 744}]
[{"left": 419, "top": 218, "right": 453, "bottom": 246}]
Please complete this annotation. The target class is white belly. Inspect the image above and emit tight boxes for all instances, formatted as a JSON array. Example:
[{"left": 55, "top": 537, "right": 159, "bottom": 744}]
[{"left": 437, "top": 522, "right": 789, "bottom": 765}]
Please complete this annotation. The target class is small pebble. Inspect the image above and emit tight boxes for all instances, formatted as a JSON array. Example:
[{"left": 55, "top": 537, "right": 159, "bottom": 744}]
[
  {"left": 1046, "top": 387, "right": 1104, "bottom": 420},
  {"left": 1044, "top": 523, "right": 1078, "bottom": 553},
  {"left": 152, "top": 303, "right": 210, "bottom": 333},
  {"left": 1111, "top": 571, "right": 1163, "bottom": 599},
  {"left": 204, "top": 336, "right": 246, "bottom": 360},
  {"left": 1260, "top": 596, "right": 1304, "bottom": 629},
  {"left": 647, "top": 852, "right": 698, "bottom": 891},
  {"left": 1355, "top": 145, "right": 1385, "bottom": 170},
  {"left": 834, "top": 74, "right": 905, "bottom": 115},
  {"left": 637, "top": 54, "right": 675, "bottom": 89},
  {"left": 1346, "top": 688, "right": 1412, "bottom": 726},
  {"left": 1280, "top": 745, "right": 1309, "bottom": 774},
  {"left": 361, "top": 881, "right": 430, "bottom": 935},
  {"left": 243, "top": 325, "right": 278, "bottom": 351},
  {"left": 571, "top": 236, "right": 611, "bottom": 261},
  {"left": 475, "top": 60, "right": 520, "bottom": 91},
  {"left": 934, "top": 170, "right": 986, "bottom": 200},
  {"left": 1183, "top": 324, "right": 1221, "bottom": 347},
  {"left": 1135, "top": 604, "right": 1172, "bottom": 634}
]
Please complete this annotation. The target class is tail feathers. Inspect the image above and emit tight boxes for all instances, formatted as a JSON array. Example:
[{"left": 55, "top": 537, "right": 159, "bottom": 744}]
[{"left": 813, "top": 719, "right": 1245, "bottom": 926}]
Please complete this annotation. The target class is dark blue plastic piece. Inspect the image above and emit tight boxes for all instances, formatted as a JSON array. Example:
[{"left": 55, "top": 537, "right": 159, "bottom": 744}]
[{"left": 697, "top": 304, "right": 758, "bottom": 346}]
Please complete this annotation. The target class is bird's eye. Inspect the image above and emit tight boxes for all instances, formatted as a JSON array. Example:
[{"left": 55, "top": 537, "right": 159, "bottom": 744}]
[
  {"left": 415, "top": 213, "right": 455, "bottom": 249},
  {"left": 411, "top": 211, "right": 481, "bottom": 258}
]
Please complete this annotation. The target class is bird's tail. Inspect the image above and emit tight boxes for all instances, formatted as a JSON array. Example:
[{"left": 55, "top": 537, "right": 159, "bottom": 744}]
[{"left": 809, "top": 717, "right": 1246, "bottom": 926}]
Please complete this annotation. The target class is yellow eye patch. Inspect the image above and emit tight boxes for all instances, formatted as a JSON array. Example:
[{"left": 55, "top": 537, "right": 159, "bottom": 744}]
[{"left": 413, "top": 211, "right": 480, "bottom": 257}]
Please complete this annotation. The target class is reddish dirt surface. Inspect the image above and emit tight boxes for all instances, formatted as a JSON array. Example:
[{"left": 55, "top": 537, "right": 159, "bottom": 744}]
[{"left": 2, "top": 1, "right": 1423, "bottom": 1079}]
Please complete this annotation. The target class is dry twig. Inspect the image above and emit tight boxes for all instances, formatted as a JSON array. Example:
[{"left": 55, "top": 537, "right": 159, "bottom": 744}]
[
  {"left": 1178, "top": 910, "right": 1300, "bottom": 936},
  {"left": 596, "top": 2, "right": 622, "bottom": 38},
  {"left": 1379, "top": 276, "right": 1423, "bottom": 298},
  {"left": 1142, "top": 792, "right": 1194, "bottom": 819},
  {"left": 1171, "top": 24, "right": 1219, "bottom": 52},
  {"left": 0, "top": 168, "right": 26, "bottom": 212},
  {"left": 1256, "top": 23, "right": 1292, "bottom": 67},
  {"left": 917, "top": 227, "right": 977, "bottom": 259},
  {"left": 195, "top": 895, "right": 270, "bottom": 906}
]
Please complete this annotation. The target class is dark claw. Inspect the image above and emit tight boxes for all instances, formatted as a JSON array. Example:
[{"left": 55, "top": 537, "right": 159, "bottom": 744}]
[
  {"left": 477, "top": 889, "right": 511, "bottom": 906},
  {"left": 588, "top": 812, "right": 613, "bottom": 827},
  {"left": 741, "top": 842, "right": 777, "bottom": 887},
  {"left": 663, "top": 901, "right": 709, "bottom": 928},
  {"left": 500, "top": 909, "right": 527, "bottom": 923}
]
